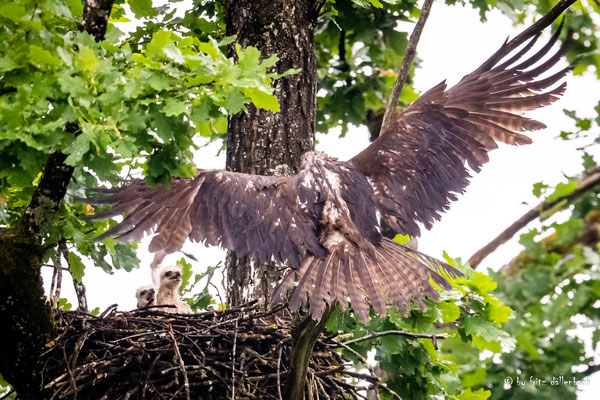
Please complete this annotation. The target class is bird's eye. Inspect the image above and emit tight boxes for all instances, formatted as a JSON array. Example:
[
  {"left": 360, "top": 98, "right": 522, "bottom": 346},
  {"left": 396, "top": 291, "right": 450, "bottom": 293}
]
[
  {"left": 165, "top": 271, "right": 172, "bottom": 277},
  {"left": 141, "top": 290, "right": 147, "bottom": 296}
]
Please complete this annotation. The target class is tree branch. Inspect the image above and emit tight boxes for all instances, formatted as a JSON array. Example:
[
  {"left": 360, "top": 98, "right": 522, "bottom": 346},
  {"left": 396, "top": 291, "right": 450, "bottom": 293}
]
[
  {"left": 284, "top": 308, "right": 332, "bottom": 400},
  {"left": 331, "top": 339, "right": 402, "bottom": 400},
  {"left": 583, "top": 363, "right": 600, "bottom": 377},
  {"left": 469, "top": 167, "right": 600, "bottom": 268},
  {"left": 19, "top": 0, "right": 117, "bottom": 236},
  {"left": 339, "top": 330, "right": 448, "bottom": 348},
  {"left": 380, "top": 0, "right": 434, "bottom": 131}
]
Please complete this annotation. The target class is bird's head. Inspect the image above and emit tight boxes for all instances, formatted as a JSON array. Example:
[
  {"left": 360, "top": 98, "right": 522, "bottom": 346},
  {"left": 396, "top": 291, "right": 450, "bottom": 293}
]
[
  {"left": 135, "top": 285, "right": 155, "bottom": 307},
  {"left": 159, "top": 266, "right": 183, "bottom": 290}
]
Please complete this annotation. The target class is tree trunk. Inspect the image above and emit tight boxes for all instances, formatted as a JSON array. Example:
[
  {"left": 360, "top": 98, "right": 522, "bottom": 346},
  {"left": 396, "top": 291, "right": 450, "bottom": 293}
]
[
  {"left": 0, "top": 229, "right": 53, "bottom": 399},
  {"left": 224, "top": 0, "right": 318, "bottom": 308}
]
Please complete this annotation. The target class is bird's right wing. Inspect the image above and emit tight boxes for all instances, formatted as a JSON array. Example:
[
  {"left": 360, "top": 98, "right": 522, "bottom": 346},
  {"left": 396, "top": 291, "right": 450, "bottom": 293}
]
[
  {"left": 85, "top": 170, "right": 327, "bottom": 268},
  {"left": 350, "top": 26, "right": 570, "bottom": 238}
]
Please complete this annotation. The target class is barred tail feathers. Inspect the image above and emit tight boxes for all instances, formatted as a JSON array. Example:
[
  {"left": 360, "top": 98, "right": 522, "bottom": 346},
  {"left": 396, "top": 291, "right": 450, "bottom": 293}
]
[{"left": 273, "top": 237, "right": 462, "bottom": 321}]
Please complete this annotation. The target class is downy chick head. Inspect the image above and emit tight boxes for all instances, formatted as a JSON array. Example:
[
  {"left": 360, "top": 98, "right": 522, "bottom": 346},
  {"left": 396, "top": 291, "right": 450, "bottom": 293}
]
[
  {"left": 159, "top": 265, "right": 183, "bottom": 291},
  {"left": 135, "top": 285, "right": 155, "bottom": 308}
]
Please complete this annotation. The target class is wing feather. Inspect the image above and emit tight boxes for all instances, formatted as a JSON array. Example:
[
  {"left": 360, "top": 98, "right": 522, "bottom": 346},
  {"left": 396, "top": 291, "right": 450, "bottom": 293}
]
[
  {"left": 86, "top": 170, "right": 326, "bottom": 268},
  {"left": 351, "top": 27, "right": 570, "bottom": 237}
]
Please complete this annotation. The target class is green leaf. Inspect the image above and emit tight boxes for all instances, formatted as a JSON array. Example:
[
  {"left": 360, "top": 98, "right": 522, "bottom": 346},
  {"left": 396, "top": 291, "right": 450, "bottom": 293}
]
[
  {"left": 553, "top": 218, "right": 584, "bottom": 246},
  {"left": 75, "top": 46, "right": 99, "bottom": 72},
  {"left": 162, "top": 98, "right": 188, "bottom": 116},
  {"left": 147, "top": 72, "right": 172, "bottom": 91},
  {"left": 243, "top": 87, "right": 280, "bottom": 111},
  {"left": 148, "top": 30, "right": 173, "bottom": 58},
  {"left": 468, "top": 272, "right": 497, "bottom": 295},
  {"left": 57, "top": 70, "right": 90, "bottom": 98},
  {"left": 28, "top": 45, "right": 62, "bottom": 69},
  {"left": 110, "top": 243, "right": 139, "bottom": 272},
  {"left": 463, "top": 317, "right": 515, "bottom": 352},
  {"left": 532, "top": 182, "right": 548, "bottom": 198},
  {"left": 398, "top": 86, "right": 419, "bottom": 104},
  {"left": 545, "top": 181, "right": 578, "bottom": 203},
  {"left": 236, "top": 45, "right": 261, "bottom": 72},
  {"left": 583, "top": 153, "right": 596, "bottom": 170},
  {"left": 487, "top": 297, "right": 512, "bottom": 324},
  {"left": 225, "top": 89, "right": 247, "bottom": 113},
  {"left": 128, "top": 0, "right": 157, "bottom": 19},
  {"left": 438, "top": 301, "right": 461, "bottom": 323},
  {"left": 458, "top": 387, "right": 491, "bottom": 400},
  {"left": 0, "top": 55, "right": 17, "bottom": 72},
  {"left": 462, "top": 368, "right": 487, "bottom": 387},
  {"left": 67, "top": 0, "right": 84, "bottom": 18},
  {"left": 64, "top": 131, "right": 91, "bottom": 166},
  {"left": 179, "top": 258, "right": 193, "bottom": 293},
  {"left": 393, "top": 234, "right": 410, "bottom": 245},
  {"left": 58, "top": 298, "right": 72, "bottom": 311},
  {"left": 68, "top": 252, "right": 85, "bottom": 282},
  {"left": 519, "top": 229, "right": 543, "bottom": 258},
  {"left": 0, "top": 3, "right": 26, "bottom": 22}
]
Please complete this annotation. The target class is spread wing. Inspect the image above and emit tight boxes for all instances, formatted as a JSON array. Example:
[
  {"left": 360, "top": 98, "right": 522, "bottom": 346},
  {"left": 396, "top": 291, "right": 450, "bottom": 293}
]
[
  {"left": 86, "top": 170, "right": 327, "bottom": 268},
  {"left": 350, "top": 27, "right": 570, "bottom": 238}
]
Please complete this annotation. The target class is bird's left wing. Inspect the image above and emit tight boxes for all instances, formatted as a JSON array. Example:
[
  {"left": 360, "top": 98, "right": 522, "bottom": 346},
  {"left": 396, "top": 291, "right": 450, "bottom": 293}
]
[
  {"left": 85, "top": 170, "right": 326, "bottom": 268},
  {"left": 350, "top": 27, "right": 570, "bottom": 238}
]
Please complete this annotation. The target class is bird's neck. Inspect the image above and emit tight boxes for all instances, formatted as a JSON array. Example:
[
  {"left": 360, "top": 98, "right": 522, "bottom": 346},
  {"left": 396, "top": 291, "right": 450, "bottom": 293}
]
[{"left": 157, "top": 285, "right": 180, "bottom": 301}]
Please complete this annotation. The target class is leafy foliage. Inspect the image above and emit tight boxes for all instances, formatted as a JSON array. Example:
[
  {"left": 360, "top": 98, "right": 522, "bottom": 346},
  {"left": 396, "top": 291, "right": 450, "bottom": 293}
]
[
  {"left": 179, "top": 257, "right": 220, "bottom": 311},
  {"left": 324, "top": 254, "right": 515, "bottom": 400},
  {"left": 0, "top": 0, "right": 286, "bottom": 276},
  {"left": 1, "top": 0, "right": 599, "bottom": 398}
]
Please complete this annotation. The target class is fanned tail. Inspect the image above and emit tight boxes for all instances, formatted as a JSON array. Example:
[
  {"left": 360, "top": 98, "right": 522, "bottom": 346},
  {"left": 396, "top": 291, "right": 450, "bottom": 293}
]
[{"left": 273, "top": 237, "right": 462, "bottom": 321}]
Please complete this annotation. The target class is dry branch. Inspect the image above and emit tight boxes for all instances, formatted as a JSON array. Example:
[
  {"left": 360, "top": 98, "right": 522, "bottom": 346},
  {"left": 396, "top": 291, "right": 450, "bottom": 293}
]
[
  {"left": 381, "top": 0, "right": 435, "bottom": 131},
  {"left": 469, "top": 167, "right": 600, "bottom": 268}
]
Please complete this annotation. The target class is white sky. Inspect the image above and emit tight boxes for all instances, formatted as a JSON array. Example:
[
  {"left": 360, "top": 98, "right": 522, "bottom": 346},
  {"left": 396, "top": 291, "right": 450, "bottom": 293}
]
[{"left": 41, "top": 2, "right": 600, "bottom": 397}]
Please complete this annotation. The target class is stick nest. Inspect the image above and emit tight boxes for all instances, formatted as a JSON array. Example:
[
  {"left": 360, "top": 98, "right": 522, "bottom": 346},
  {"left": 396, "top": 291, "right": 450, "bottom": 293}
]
[{"left": 41, "top": 302, "right": 371, "bottom": 399}]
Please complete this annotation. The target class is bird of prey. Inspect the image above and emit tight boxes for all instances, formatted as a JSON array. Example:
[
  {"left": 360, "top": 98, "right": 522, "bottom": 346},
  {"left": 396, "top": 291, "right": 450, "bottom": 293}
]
[
  {"left": 135, "top": 285, "right": 156, "bottom": 308},
  {"left": 156, "top": 266, "right": 193, "bottom": 314},
  {"left": 85, "top": 25, "right": 570, "bottom": 321}
]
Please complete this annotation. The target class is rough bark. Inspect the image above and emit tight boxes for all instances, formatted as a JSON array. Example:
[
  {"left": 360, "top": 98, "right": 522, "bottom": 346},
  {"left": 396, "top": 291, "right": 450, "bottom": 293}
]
[
  {"left": 224, "top": 0, "right": 318, "bottom": 308},
  {"left": 0, "top": 228, "right": 52, "bottom": 399},
  {"left": 0, "top": 2, "right": 114, "bottom": 397}
]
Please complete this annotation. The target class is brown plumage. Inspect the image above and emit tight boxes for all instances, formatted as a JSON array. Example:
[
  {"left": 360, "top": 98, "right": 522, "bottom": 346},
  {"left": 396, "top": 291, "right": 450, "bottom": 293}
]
[{"left": 84, "top": 24, "right": 570, "bottom": 321}]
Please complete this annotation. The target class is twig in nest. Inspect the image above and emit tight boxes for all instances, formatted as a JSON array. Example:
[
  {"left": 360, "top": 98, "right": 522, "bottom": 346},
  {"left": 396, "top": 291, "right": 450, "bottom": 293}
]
[
  {"left": 168, "top": 324, "right": 191, "bottom": 400},
  {"left": 277, "top": 345, "right": 283, "bottom": 400},
  {"left": 230, "top": 318, "right": 238, "bottom": 400},
  {"left": 41, "top": 304, "right": 366, "bottom": 399}
]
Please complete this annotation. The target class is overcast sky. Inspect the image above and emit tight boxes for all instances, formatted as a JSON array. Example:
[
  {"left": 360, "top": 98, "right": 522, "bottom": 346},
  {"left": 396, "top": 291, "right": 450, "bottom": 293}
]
[{"left": 41, "top": 2, "right": 600, "bottom": 397}]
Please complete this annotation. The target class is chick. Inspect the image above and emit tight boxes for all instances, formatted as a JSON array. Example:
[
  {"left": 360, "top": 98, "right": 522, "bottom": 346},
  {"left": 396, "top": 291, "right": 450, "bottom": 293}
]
[
  {"left": 156, "top": 266, "right": 192, "bottom": 314},
  {"left": 135, "top": 285, "right": 155, "bottom": 308}
]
